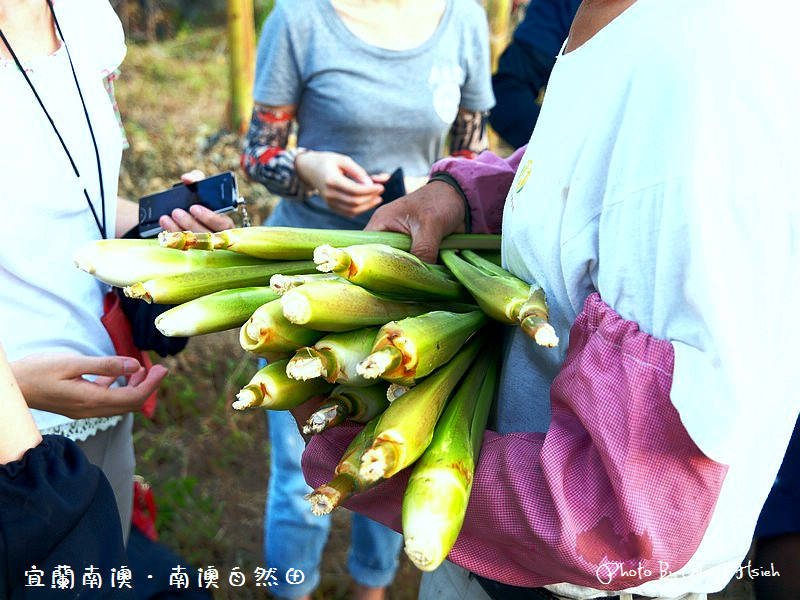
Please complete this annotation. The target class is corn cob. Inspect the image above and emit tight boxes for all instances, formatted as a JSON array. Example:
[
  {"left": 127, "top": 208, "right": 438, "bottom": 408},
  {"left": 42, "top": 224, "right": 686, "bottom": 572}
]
[
  {"left": 402, "top": 347, "right": 499, "bottom": 571},
  {"left": 158, "top": 226, "right": 501, "bottom": 260},
  {"left": 286, "top": 327, "right": 379, "bottom": 386},
  {"left": 240, "top": 298, "right": 324, "bottom": 359},
  {"left": 155, "top": 287, "right": 279, "bottom": 337},
  {"left": 313, "top": 243, "right": 465, "bottom": 300},
  {"left": 232, "top": 359, "right": 334, "bottom": 410},
  {"left": 305, "top": 416, "right": 382, "bottom": 515},
  {"left": 270, "top": 272, "right": 348, "bottom": 295},
  {"left": 73, "top": 238, "right": 265, "bottom": 287},
  {"left": 302, "top": 383, "right": 390, "bottom": 435},
  {"left": 123, "top": 261, "right": 316, "bottom": 304},
  {"left": 440, "top": 249, "right": 558, "bottom": 347},
  {"left": 359, "top": 335, "right": 483, "bottom": 483},
  {"left": 280, "top": 280, "right": 438, "bottom": 332},
  {"left": 356, "top": 310, "right": 487, "bottom": 386}
]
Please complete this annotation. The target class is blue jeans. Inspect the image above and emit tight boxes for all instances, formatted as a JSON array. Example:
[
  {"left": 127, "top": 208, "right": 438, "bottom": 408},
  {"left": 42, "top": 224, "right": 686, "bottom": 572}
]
[{"left": 264, "top": 409, "right": 402, "bottom": 598}]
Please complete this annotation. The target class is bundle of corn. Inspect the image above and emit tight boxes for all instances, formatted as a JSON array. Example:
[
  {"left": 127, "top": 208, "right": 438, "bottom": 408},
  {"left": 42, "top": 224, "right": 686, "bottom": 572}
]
[{"left": 73, "top": 225, "right": 559, "bottom": 573}]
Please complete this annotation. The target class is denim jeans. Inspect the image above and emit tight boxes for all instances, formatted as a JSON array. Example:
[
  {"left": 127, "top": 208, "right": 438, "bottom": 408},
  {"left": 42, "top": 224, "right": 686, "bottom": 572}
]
[{"left": 264, "top": 409, "right": 402, "bottom": 598}]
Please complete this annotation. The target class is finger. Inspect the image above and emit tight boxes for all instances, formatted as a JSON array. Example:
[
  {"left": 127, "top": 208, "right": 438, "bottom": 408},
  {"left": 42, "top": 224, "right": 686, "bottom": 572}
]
[
  {"left": 126, "top": 366, "right": 148, "bottom": 387},
  {"left": 338, "top": 157, "right": 373, "bottom": 185},
  {"left": 180, "top": 169, "right": 206, "bottom": 183},
  {"left": 92, "top": 375, "right": 119, "bottom": 389},
  {"left": 158, "top": 215, "right": 182, "bottom": 233},
  {"left": 60, "top": 355, "right": 142, "bottom": 379},
  {"left": 113, "top": 364, "right": 168, "bottom": 406},
  {"left": 326, "top": 174, "right": 384, "bottom": 198},
  {"left": 371, "top": 172, "right": 390, "bottom": 184},
  {"left": 167, "top": 208, "right": 209, "bottom": 233},
  {"left": 326, "top": 194, "right": 383, "bottom": 217},
  {"left": 188, "top": 205, "right": 236, "bottom": 232}
]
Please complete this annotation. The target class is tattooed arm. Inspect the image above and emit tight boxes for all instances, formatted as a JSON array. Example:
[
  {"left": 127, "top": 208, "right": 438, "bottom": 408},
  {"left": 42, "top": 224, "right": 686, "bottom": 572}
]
[
  {"left": 241, "top": 103, "right": 386, "bottom": 217},
  {"left": 448, "top": 108, "right": 489, "bottom": 159},
  {"left": 241, "top": 104, "right": 307, "bottom": 200}
]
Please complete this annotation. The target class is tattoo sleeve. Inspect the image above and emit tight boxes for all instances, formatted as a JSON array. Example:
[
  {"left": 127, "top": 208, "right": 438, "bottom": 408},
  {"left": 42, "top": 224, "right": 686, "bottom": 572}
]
[
  {"left": 448, "top": 109, "right": 489, "bottom": 159},
  {"left": 240, "top": 106, "right": 305, "bottom": 199}
]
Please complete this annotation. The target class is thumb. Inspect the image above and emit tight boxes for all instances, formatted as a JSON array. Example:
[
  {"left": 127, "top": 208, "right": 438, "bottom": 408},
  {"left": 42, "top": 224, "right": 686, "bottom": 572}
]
[{"left": 408, "top": 222, "right": 445, "bottom": 265}]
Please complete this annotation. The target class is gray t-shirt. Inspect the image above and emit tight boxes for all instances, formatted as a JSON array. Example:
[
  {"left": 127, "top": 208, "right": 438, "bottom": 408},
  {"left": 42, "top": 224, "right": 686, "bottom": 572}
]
[{"left": 254, "top": 0, "right": 495, "bottom": 229}]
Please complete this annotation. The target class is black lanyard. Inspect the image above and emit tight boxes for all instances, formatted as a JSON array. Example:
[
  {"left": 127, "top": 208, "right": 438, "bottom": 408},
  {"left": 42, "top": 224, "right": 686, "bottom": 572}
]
[{"left": 0, "top": 0, "right": 107, "bottom": 239}]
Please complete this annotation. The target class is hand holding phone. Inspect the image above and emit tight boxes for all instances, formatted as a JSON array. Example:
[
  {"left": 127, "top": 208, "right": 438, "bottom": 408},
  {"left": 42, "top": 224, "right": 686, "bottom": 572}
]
[{"left": 138, "top": 171, "right": 239, "bottom": 238}]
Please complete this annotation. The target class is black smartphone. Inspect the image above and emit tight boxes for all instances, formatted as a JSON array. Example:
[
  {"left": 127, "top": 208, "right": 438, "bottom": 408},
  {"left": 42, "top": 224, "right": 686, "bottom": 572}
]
[
  {"left": 380, "top": 167, "right": 406, "bottom": 204},
  {"left": 138, "top": 171, "right": 239, "bottom": 238}
]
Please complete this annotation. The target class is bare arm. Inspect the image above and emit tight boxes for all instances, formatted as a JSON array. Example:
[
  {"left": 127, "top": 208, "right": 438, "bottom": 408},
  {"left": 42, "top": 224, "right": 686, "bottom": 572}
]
[{"left": 0, "top": 344, "right": 41, "bottom": 464}]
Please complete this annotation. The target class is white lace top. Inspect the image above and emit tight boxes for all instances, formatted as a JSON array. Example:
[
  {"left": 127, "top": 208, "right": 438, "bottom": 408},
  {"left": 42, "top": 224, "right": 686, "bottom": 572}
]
[{"left": 0, "top": 0, "right": 127, "bottom": 440}]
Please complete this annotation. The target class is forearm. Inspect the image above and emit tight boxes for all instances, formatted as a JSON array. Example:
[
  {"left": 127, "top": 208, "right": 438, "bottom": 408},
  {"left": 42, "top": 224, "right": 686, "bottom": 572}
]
[
  {"left": 429, "top": 146, "right": 527, "bottom": 234},
  {"left": 115, "top": 196, "right": 139, "bottom": 237},
  {"left": 240, "top": 105, "right": 305, "bottom": 200},
  {"left": 448, "top": 108, "right": 489, "bottom": 160},
  {"left": 0, "top": 347, "right": 41, "bottom": 464},
  {"left": 303, "top": 295, "right": 728, "bottom": 589}
]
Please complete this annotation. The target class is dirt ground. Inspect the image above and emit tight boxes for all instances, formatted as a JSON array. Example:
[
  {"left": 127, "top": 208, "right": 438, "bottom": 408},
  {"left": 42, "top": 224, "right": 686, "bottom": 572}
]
[{"left": 119, "top": 28, "right": 754, "bottom": 600}]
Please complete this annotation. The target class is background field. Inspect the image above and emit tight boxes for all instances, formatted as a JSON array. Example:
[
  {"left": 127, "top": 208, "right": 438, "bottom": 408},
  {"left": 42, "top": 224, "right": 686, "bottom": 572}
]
[{"left": 117, "top": 21, "right": 754, "bottom": 600}]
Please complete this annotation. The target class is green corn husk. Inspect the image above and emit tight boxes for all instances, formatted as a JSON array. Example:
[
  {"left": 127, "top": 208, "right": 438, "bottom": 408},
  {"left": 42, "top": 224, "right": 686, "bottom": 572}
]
[
  {"left": 358, "top": 335, "right": 483, "bottom": 483},
  {"left": 232, "top": 359, "right": 334, "bottom": 410},
  {"left": 124, "top": 261, "right": 316, "bottom": 304},
  {"left": 73, "top": 238, "right": 266, "bottom": 287},
  {"left": 240, "top": 298, "right": 324, "bottom": 359},
  {"left": 302, "top": 383, "right": 391, "bottom": 435},
  {"left": 357, "top": 311, "right": 487, "bottom": 386},
  {"left": 305, "top": 416, "right": 382, "bottom": 515},
  {"left": 440, "top": 249, "right": 559, "bottom": 347},
  {"left": 158, "top": 226, "right": 501, "bottom": 260},
  {"left": 270, "top": 272, "right": 348, "bottom": 295},
  {"left": 280, "top": 280, "right": 439, "bottom": 332},
  {"left": 402, "top": 347, "right": 499, "bottom": 571},
  {"left": 155, "top": 287, "right": 279, "bottom": 337},
  {"left": 286, "top": 327, "right": 380, "bottom": 386},
  {"left": 313, "top": 243, "right": 465, "bottom": 300}
]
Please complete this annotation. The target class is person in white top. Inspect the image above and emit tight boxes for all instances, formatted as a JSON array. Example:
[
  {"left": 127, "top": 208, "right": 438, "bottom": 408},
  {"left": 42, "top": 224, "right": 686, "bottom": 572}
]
[
  {"left": 297, "top": 0, "right": 800, "bottom": 599},
  {"left": 0, "top": 0, "right": 232, "bottom": 538}
]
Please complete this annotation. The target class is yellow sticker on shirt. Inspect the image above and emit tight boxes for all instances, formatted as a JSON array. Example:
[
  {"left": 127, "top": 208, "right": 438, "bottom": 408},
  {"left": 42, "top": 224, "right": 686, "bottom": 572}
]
[{"left": 515, "top": 159, "right": 533, "bottom": 195}]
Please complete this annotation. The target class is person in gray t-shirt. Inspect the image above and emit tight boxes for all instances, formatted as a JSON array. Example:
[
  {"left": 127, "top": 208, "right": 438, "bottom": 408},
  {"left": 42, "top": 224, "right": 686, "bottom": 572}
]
[{"left": 240, "top": 1, "right": 494, "bottom": 599}]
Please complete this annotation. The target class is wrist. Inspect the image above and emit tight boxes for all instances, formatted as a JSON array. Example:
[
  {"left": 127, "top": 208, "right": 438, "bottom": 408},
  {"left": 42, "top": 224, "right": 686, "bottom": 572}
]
[
  {"left": 426, "top": 174, "right": 470, "bottom": 233},
  {"left": 293, "top": 148, "right": 318, "bottom": 197}
]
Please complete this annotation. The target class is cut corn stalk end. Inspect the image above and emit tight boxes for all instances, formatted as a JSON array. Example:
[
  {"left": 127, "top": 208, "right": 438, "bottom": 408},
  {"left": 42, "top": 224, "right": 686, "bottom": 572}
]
[
  {"left": 404, "top": 533, "right": 443, "bottom": 572},
  {"left": 232, "top": 386, "right": 263, "bottom": 410},
  {"left": 286, "top": 349, "right": 328, "bottom": 381},
  {"left": 305, "top": 474, "right": 354, "bottom": 515},
  {"left": 281, "top": 293, "right": 312, "bottom": 325},
  {"left": 359, "top": 442, "right": 397, "bottom": 483},
  {"left": 356, "top": 347, "right": 402, "bottom": 379},
  {"left": 305, "top": 490, "right": 337, "bottom": 516},
  {"left": 303, "top": 405, "right": 340, "bottom": 435},
  {"left": 386, "top": 383, "right": 409, "bottom": 403},
  {"left": 158, "top": 230, "right": 210, "bottom": 250},
  {"left": 520, "top": 317, "right": 559, "bottom": 348},
  {"left": 123, "top": 282, "right": 152, "bottom": 303},
  {"left": 313, "top": 244, "right": 349, "bottom": 273}
]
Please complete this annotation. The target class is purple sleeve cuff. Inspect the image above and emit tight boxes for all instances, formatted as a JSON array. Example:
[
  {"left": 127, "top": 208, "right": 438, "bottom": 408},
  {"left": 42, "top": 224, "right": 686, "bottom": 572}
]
[
  {"left": 429, "top": 146, "right": 527, "bottom": 234},
  {"left": 302, "top": 293, "right": 728, "bottom": 589}
]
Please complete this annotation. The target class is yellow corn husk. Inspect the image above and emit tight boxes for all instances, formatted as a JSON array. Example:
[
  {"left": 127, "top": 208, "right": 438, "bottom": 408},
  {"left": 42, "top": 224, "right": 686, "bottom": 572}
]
[
  {"left": 357, "top": 310, "right": 487, "bottom": 386},
  {"left": 402, "top": 346, "right": 499, "bottom": 571},
  {"left": 73, "top": 238, "right": 266, "bottom": 287},
  {"left": 313, "top": 243, "right": 465, "bottom": 300},
  {"left": 155, "top": 287, "right": 278, "bottom": 337},
  {"left": 270, "top": 272, "right": 348, "bottom": 295},
  {"left": 302, "top": 383, "right": 390, "bottom": 435},
  {"left": 158, "top": 226, "right": 501, "bottom": 260},
  {"left": 286, "top": 327, "right": 380, "bottom": 386},
  {"left": 359, "top": 335, "right": 483, "bottom": 483},
  {"left": 240, "top": 298, "right": 324, "bottom": 359},
  {"left": 440, "top": 249, "right": 559, "bottom": 347},
  {"left": 280, "top": 280, "right": 437, "bottom": 332},
  {"left": 232, "top": 359, "right": 334, "bottom": 410},
  {"left": 305, "top": 416, "right": 382, "bottom": 515},
  {"left": 123, "top": 261, "right": 316, "bottom": 304}
]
